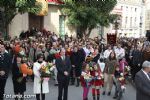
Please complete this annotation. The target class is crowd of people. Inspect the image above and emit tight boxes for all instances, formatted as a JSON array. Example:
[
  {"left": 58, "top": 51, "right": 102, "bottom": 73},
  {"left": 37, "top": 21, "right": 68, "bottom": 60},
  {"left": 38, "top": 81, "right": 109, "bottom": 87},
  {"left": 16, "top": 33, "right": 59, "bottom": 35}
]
[{"left": 0, "top": 28, "right": 150, "bottom": 100}]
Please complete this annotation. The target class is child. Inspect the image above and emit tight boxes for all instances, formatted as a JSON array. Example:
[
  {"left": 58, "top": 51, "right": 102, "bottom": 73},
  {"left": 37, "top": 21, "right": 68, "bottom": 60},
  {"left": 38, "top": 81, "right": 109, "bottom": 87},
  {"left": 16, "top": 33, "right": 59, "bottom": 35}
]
[
  {"left": 91, "top": 63, "right": 103, "bottom": 100},
  {"left": 119, "top": 58, "right": 128, "bottom": 73},
  {"left": 80, "top": 63, "right": 92, "bottom": 100},
  {"left": 113, "top": 66, "right": 126, "bottom": 99}
]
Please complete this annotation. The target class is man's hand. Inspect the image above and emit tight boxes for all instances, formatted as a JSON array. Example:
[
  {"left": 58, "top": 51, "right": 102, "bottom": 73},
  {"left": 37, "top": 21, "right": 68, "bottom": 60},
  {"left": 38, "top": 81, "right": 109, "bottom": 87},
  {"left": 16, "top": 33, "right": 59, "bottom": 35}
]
[
  {"left": 64, "top": 71, "right": 69, "bottom": 76},
  {"left": 72, "top": 65, "right": 75, "bottom": 68},
  {"left": 129, "top": 56, "right": 133, "bottom": 59},
  {"left": 0, "top": 71, "right": 5, "bottom": 76}
]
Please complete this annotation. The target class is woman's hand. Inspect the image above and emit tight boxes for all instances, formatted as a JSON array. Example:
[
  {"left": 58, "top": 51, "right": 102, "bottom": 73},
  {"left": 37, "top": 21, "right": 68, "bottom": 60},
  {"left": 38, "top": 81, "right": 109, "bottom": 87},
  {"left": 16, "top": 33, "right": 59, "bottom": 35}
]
[{"left": 23, "top": 74, "right": 27, "bottom": 77}]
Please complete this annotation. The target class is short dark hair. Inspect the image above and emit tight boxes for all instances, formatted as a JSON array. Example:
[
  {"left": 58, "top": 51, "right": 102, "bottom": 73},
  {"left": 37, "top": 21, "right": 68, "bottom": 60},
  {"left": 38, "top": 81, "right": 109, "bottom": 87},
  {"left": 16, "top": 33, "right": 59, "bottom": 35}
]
[
  {"left": 0, "top": 40, "right": 4, "bottom": 46},
  {"left": 37, "top": 53, "right": 44, "bottom": 60}
]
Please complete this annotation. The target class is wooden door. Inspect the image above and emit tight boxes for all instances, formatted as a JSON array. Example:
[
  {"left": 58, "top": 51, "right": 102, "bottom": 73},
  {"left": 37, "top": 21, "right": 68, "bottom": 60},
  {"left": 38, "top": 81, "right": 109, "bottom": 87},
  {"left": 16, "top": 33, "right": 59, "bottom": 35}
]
[{"left": 29, "top": 13, "right": 44, "bottom": 31}]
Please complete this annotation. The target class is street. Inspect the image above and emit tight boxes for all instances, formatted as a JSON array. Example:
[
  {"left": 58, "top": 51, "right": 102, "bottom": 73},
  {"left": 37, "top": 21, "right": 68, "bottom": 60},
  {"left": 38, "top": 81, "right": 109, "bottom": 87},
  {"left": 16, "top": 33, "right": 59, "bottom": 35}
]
[{"left": 5, "top": 75, "right": 136, "bottom": 100}]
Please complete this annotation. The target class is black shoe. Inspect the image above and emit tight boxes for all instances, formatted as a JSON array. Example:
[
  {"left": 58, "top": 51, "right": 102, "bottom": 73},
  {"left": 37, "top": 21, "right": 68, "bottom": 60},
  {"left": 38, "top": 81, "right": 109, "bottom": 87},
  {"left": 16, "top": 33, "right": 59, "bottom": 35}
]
[
  {"left": 93, "top": 95, "right": 96, "bottom": 100},
  {"left": 97, "top": 95, "right": 100, "bottom": 100},
  {"left": 102, "top": 91, "right": 105, "bottom": 95},
  {"left": 113, "top": 95, "right": 118, "bottom": 99},
  {"left": 108, "top": 92, "right": 111, "bottom": 96}
]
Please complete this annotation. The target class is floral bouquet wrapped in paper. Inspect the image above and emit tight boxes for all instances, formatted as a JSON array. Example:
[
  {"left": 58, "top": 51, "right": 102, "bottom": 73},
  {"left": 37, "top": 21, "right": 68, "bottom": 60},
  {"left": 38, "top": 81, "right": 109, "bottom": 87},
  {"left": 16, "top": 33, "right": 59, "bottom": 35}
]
[
  {"left": 81, "top": 71, "right": 93, "bottom": 87},
  {"left": 124, "top": 66, "right": 131, "bottom": 76},
  {"left": 39, "top": 62, "right": 54, "bottom": 79},
  {"left": 17, "top": 63, "right": 33, "bottom": 83},
  {"left": 17, "top": 54, "right": 33, "bottom": 83}
]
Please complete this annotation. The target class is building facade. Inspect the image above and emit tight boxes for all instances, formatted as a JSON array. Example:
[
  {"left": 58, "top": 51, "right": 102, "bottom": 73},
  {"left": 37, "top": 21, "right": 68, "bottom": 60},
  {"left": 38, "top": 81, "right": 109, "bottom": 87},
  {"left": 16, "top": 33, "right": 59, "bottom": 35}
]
[
  {"left": 145, "top": 0, "right": 150, "bottom": 31},
  {"left": 6, "top": 0, "right": 147, "bottom": 38},
  {"left": 106, "top": 0, "right": 145, "bottom": 38},
  {"left": 8, "top": 1, "right": 76, "bottom": 38}
]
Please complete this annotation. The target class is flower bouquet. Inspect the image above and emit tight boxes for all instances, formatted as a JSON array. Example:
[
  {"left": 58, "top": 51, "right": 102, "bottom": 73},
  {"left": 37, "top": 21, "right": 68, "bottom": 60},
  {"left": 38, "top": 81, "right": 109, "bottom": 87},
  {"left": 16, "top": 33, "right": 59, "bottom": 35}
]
[
  {"left": 39, "top": 62, "right": 54, "bottom": 83},
  {"left": 17, "top": 63, "right": 33, "bottom": 83},
  {"left": 124, "top": 66, "right": 131, "bottom": 76},
  {"left": 82, "top": 72, "right": 93, "bottom": 87}
]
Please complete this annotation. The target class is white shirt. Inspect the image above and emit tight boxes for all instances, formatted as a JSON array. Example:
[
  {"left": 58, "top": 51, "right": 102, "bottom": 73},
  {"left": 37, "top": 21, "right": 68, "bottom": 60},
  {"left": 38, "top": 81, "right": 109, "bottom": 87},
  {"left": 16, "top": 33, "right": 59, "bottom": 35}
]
[
  {"left": 83, "top": 47, "right": 91, "bottom": 57},
  {"left": 115, "top": 48, "right": 125, "bottom": 59},
  {"left": 98, "top": 60, "right": 105, "bottom": 72},
  {"left": 103, "top": 49, "right": 112, "bottom": 59},
  {"left": 142, "top": 69, "right": 150, "bottom": 81}
]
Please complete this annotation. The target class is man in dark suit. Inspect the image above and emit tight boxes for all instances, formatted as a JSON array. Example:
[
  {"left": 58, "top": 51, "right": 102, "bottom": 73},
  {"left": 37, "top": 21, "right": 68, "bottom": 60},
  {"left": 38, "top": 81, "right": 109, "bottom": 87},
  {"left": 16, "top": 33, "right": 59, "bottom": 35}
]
[
  {"left": 0, "top": 43, "right": 11, "bottom": 100},
  {"left": 135, "top": 61, "right": 150, "bottom": 100},
  {"left": 55, "top": 48, "right": 71, "bottom": 100}
]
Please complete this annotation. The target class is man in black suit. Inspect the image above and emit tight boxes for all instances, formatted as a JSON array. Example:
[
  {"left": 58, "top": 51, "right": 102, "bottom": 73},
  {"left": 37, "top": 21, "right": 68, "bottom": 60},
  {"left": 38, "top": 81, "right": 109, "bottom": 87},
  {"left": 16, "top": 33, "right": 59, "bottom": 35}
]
[
  {"left": 0, "top": 43, "right": 11, "bottom": 100},
  {"left": 135, "top": 61, "right": 150, "bottom": 100},
  {"left": 55, "top": 48, "right": 71, "bottom": 100}
]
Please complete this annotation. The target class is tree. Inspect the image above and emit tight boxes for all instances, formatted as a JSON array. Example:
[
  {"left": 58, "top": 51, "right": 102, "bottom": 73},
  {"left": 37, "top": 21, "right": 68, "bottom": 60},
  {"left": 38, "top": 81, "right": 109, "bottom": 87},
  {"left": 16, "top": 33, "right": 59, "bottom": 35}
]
[
  {"left": 0, "top": 0, "right": 41, "bottom": 39},
  {"left": 62, "top": 0, "right": 118, "bottom": 38}
]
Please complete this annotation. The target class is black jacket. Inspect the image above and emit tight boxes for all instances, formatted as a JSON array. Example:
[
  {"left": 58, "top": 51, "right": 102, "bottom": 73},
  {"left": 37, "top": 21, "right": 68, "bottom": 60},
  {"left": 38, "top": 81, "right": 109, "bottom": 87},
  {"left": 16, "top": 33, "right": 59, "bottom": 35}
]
[
  {"left": 12, "top": 58, "right": 26, "bottom": 93},
  {"left": 70, "top": 52, "right": 79, "bottom": 66},
  {"left": 55, "top": 56, "right": 71, "bottom": 81},
  {"left": 135, "top": 70, "right": 150, "bottom": 100},
  {"left": 131, "top": 50, "right": 143, "bottom": 66},
  {"left": 0, "top": 52, "right": 11, "bottom": 79}
]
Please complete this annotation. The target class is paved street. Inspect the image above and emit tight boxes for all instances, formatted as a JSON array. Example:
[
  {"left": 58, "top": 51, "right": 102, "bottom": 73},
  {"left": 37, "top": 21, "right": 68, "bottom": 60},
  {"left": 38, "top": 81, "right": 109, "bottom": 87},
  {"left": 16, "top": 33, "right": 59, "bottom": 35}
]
[{"left": 4, "top": 75, "right": 136, "bottom": 100}]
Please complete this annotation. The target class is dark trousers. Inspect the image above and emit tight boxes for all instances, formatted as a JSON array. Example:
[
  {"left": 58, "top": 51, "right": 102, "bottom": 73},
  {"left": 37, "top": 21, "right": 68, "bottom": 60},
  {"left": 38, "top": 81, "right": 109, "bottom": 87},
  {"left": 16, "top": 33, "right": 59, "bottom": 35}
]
[
  {"left": 131, "top": 65, "right": 141, "bottom": 80},
  {"left": 0, "top": 78, "right": 7, "bottom": 100},
  {"left": 14, "top": 93, "right": 24, "bottom": 100},
  {"left": 36, "top": 94, "right": 45, "bottom": 100},
  {"left": 58, "top": 78, "right": 69, "bottom": 100},
  {"left": 70, "top": 67, "right": 75, "bottom": 84}
]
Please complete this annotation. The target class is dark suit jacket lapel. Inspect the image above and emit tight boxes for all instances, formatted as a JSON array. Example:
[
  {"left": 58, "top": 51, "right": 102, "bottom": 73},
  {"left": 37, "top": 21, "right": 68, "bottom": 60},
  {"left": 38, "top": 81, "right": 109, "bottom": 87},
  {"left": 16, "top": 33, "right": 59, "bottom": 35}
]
[
  {"left": 140, "top": 70, "right": 150, "bottom": 82},
  {"left": 60, "top": 56, "right": 66, "bottom": 65}
]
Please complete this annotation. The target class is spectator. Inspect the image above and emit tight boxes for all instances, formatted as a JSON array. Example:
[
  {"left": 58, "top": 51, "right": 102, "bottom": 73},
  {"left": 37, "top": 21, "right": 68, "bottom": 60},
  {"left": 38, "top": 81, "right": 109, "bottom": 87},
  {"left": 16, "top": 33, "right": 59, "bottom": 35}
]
[
  {"left": 103, "top": 51, "right": 118, "bottom": 96},
  {"left": 135, "top": 61, "right": 150, "bottom": 100},
  {"left": 33, "top": 53, "right": 49, "bottom": 100},
  {"left": 55, "top": 48, "right": 71, "bottom": 100},
  {"left": 103, "top": 45, "right": 112, "bottom": 59},
  {"left": 0, "top": 43, "right": 11, "bottom": 100}
]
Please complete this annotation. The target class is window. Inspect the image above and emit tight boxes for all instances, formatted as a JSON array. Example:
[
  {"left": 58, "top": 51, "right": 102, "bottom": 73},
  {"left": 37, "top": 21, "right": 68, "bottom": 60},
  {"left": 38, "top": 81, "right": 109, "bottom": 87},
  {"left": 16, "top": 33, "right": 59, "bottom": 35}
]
[
  {"left": 135, "top": 8, "right": 137, "bottom": 12},
  {"left": 121, "top": 6, "right": 123, "bottom": 10},
  {"left": 134, "top": 17, "right": 137, "bottom": 26},
  {"left": 126, "top": 7, "right": 128, "bottom": 11},
  {"left": 130, "top": 17, "right": 132, "bottom": 27},
  {"left": 125, "top": 17, "right": 128, "bottom": 28}
]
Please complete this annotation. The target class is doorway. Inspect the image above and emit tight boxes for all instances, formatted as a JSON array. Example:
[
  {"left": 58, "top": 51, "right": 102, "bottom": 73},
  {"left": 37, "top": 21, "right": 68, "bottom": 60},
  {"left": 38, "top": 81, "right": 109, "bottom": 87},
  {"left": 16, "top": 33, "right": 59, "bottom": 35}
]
[{"left": 29, "top": 13, "right": 44, "bottom": 31}]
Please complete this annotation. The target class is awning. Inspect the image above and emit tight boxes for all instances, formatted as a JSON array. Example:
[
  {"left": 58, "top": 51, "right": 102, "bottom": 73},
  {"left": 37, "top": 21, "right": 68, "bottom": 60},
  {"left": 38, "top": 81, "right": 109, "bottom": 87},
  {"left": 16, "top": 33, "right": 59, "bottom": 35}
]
[{"left": 48, "top": 0, "right": 64, "bottom": 4}]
